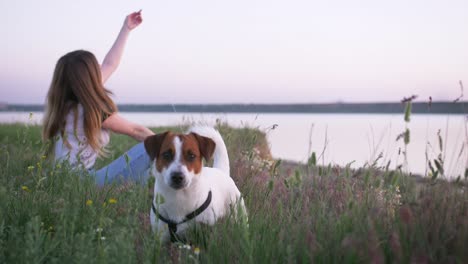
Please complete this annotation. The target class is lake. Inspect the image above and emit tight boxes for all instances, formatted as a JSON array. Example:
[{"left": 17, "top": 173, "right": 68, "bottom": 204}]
[{"left": 1, "top": 111, "right": 466, "bottom": 178}]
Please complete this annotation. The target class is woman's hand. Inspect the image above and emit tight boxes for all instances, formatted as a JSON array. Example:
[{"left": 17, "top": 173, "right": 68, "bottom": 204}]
[{"left": 124, "top": 10, "right": 143, "bottom": 31}]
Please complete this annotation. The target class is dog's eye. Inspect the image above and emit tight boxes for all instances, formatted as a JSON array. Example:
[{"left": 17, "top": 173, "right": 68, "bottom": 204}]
[
  {"left": 186, "top": 153, "right": 196, "bottom": 162},
  {"left": 162, "top": 151, "right": 173, "bottom": 161}
]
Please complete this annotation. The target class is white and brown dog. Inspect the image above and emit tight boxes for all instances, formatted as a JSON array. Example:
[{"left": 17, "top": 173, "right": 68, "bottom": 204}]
[{"left": 144, "top": 126, "right": 246, "bottom": 242}]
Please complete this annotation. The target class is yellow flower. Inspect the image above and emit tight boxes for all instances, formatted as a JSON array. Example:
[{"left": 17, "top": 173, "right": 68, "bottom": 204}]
[
  {"left": 41, "top": 155, "right": 47, "bottom": 160},
  {"left": 21, "top": 186, "right": 30, "bottom": 192},
  {"left": 27, "top": 166, "right": 35, "bottom": 171},
  {"left": 194, "top": 247, "right": 200, "bottom": 255},
  {"left": 86, "top": 199, "right": 93, "bottom": 206},
  {"left": 108, "top": 198, "right": 117, "bottom": 204}
]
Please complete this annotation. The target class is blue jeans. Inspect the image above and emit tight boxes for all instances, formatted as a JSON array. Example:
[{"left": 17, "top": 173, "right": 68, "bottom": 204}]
[{"left": 93, "top": 143, "right": 152, "bottom": 187}]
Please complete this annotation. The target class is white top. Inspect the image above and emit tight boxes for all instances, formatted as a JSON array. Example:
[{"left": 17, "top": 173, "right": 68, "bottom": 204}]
[{"left": 54, "top": 105, "right": 110, "bottom": 169}]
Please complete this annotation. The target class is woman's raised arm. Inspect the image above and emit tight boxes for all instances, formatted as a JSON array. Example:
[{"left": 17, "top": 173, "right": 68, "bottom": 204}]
[{"left": 101, "top": 10, "right": 143, "bottom": 83}]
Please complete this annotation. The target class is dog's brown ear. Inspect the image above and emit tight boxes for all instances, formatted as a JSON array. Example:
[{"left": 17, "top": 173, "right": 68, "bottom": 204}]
[
  {"left": 144, "top": 132, "right": 169, "bottom": 160},
  {"left": 191, "top": 133, "right": 216, "bottom": 161}
]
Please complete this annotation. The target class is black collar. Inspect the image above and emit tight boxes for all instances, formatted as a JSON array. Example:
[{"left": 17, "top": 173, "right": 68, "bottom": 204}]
[{"left": 152, "top": 190, "right": 212, "bottom": 242}]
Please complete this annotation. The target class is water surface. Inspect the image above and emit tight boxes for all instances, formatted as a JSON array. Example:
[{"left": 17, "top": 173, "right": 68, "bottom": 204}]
[{"left": 1, "top": 112, "right": 466, "bottom": 178}]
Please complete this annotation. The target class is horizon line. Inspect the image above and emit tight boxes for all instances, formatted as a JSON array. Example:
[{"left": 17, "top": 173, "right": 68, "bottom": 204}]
[{"left": 1, "top": 100, "right": 466, "bottom": 106}]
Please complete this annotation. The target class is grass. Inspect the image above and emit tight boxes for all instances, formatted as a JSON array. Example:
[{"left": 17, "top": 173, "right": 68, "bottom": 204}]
[{"left": 0, "top": 122, "right": 467, "bottom": 263}]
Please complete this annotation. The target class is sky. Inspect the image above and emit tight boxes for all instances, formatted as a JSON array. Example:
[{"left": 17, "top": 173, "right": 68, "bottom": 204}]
[{"left": 1, "top": 0, "right": 468, "bottom": 104}]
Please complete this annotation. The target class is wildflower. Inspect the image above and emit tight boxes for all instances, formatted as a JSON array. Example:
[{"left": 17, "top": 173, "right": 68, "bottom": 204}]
[
  {"left": 100, "top": 236, "right": 106, "bottom": 241},
  {"left": 95, "top": 227, "right": 103, "bottom": 233},
  {"left": 394, "top": 186, "right": 402, "bottom": 206},
  {"left": 108, "top": 198, "right": 117, "bottom": 204},
  {"left": 389, "top": 231, "right": 402, "bottom": 262},
  {"left": 41, "top": 155, "right": 47, "bottom": 160},
  {"left": 399, "top": 206, "right": 413, "bottom": 224},
  {"left": 21, "top": 186, "right": 30, "bottom": 192},
  {"left": 86, "top": 199, "right": 93, "bottom": 206},
  {"left": 194, "top": 247, "right": 200, "bottom": 255},
  {"left": 27, "top": 166, "right": 35, "bottom": 172}
]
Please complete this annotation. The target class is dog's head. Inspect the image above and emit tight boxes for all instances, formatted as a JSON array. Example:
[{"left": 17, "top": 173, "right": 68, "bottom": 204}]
[{"left": 144, "top": 131, "right": 215, "bottom": 190}]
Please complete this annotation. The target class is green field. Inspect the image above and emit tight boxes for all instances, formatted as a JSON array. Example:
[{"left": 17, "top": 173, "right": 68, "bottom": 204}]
[{"left": 0, "top": 122, "right": 467, "bottom": 263}]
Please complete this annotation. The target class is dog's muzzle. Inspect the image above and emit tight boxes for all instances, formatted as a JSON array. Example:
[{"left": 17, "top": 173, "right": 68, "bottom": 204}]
[{"left": 170, "top": 171, "right": 186, "bottom": 189}]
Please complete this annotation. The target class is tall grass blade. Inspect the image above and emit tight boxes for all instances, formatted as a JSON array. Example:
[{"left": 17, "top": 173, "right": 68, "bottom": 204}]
[
  {"left": 437, "top": 130, "right": 443, "bottom": 152},
  {"left": 404, "top": 129, "right": 410, "bottom": 145},
  {"left": 308, "top": 152, "right": 317, "bottom": 167},
  {"left": 434, "top": 159, "right": 444, "bottom": 176},
  {"left": 404, "top": 102, "right": 412, "bottom": 122}
]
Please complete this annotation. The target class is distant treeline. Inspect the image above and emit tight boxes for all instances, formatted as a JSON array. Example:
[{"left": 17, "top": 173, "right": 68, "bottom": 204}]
[{"left": 1, "top": 102, "right": 466, "bottom": 114}]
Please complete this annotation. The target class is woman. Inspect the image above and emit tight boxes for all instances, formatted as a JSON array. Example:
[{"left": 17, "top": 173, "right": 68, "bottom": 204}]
[{"left": 42, "top": 10, "right": 154, "bottom": 186}]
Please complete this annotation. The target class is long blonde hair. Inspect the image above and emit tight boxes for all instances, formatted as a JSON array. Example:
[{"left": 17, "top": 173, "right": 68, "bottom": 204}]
[{"left": 42, "top": 50, "right": 117, "bottom": 155}]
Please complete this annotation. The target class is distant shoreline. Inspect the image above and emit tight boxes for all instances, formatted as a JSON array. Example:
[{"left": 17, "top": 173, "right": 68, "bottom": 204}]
[{"left": 1, "top": 102, "right": 466, "bottom": 114}]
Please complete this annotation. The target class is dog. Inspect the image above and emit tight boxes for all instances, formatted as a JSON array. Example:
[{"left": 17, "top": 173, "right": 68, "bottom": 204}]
[{"left": 144, "top": 126, "right": 247, "bottom": 242}]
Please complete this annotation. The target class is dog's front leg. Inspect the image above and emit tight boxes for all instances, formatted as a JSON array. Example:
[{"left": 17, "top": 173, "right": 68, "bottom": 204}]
[{"left": 150, "top": 210, "right": 171, "bottom": 243}]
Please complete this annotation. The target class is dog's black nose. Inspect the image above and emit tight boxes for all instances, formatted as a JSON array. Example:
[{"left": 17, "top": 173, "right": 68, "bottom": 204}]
[{"left": 171, "top": 171, "right": 184, "bottom": 185}]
